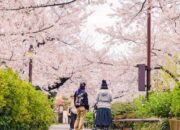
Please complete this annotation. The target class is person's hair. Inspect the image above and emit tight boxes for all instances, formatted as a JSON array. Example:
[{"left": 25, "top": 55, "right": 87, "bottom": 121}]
[
  {"left": 76, "top": 82, "right": 86, "bottom": 94},
  {"left": 101, "top": 80, "right": 108, "bottom": 89},
  {"left": 79, "top": 82, "right": 86, "bottom": 90}
]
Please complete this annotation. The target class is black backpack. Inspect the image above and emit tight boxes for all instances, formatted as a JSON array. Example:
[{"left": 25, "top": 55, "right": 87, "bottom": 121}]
[{"left": 74, "top": 92, "right": 85, "bottom": 107}]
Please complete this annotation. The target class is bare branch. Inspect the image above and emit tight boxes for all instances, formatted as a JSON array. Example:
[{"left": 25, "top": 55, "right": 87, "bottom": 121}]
[
  {"left": 0, "top": 51, "right": 15, "bottom": 61},
  {"left": 157, "top": 0, "right": 164, "bottom": 12},
  {"left": 128, "top": 0, "right": 147, "bottom": 24},
  {"left": 134, "top": 0, "right": 147, "bottom": 18},
  {"left": 97, "top": 61, "right": 114, "bottom": 66},
  {"left": 60, "top": 40, "right": 74, "bottom": 46},
  {"left": 84, "top": 56, "right": 114, "bottom": 66},
  {"left": 9, "top": 51, "right": 14, "bottom": 61},
  {"left": 121, "top": 37, "right": 144, "bottom": 44},
  {"left": 31, "top": 25, "right": 54, "bottom": 34},
  {"left": 155, "top": 65, "right": 179, "bottom": 83},
  {"left": 0, "top": 25, "right": 54, "bottom": 36},
  {"left": 152, "top": 48, "right": 173, "bottom": 57},
  {"left": 0, "top": 0, "right": 77, "bottom": 11}
]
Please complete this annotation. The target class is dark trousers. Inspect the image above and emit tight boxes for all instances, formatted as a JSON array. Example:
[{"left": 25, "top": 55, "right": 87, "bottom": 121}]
[{"left": 70, "top": 113, "right": 77, "bottom": 129}]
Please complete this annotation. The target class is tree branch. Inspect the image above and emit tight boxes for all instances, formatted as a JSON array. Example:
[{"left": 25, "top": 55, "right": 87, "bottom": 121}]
[
  {"left": 154, "top": 65, "right": 179, "bottom": 83},
  {"left": 31, "top": 25, "right": 54, "bottom": 34},
  {"left": 97, "top": 61, "right": 114, "bottom": 66},
  {"left": 0, "top": 0, "right": 76, "bottom": 11},
  {"left": 0, "top": 51, "right": 15, "bottom": 61},
  {"left": 134, "top": 0, "right": 147, "bottom": 18},
  {"left": 128, "top": 0, "right": 147, "bottom": 24},
  {"left": 152, "top": 48, "right": 173, "bottom": 57},
  {"left": 0, "top": 25, "right": 54, "bottom": 36},
  {"left": 84, "top": 57, "right": 114, "bottom": 66}
]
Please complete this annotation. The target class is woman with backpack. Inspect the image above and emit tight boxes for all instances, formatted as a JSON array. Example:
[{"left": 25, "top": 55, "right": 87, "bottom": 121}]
[
  {"left": 95, "top": 80, "right": 113, "bottom": 130},
  {"left": 74, "top": 82, "right": 89, "bottom": 130}
]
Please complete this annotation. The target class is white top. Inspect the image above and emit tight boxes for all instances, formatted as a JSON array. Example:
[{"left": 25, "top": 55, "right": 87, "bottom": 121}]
[{"left": 96, "top": 89, "right": 112, "bottom": 109}]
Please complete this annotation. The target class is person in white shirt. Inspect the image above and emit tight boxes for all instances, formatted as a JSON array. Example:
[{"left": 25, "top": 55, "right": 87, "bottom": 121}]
[{"left": 95, "top": 80, "right": 112, "bottom": 130}]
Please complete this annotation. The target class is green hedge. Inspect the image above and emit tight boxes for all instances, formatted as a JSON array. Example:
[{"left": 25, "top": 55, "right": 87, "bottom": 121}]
[
  {"left": 134, "top": 86, "right": 180, "bottom": 119},
  {"left": 110, "top": 86, "right": 180, "bottom": 130},
  {"left": 134, "top": 91, "right": 172, "bottom": 118},
  {"left": 112, "top": 102, "right": 135, "bottom": 118},
  {"left": 111, "top": 102, "right": 136, "bottom": 128},
  {"left": 171, "top": 86, "right": 180, "bottom": 118},
  {"left": 0, "top": 68, "right": 55, "bottom": 130}
]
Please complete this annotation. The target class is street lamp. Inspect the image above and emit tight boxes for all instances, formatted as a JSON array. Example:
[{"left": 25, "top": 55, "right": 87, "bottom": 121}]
[
  {"left": 0, "top": 61, "right": 7, "bottom": 69},
  {"left": 146, "top": 0, "right": 152, "bottom": 100},
  {"left": 137, "top": 0, "right": 152, "bottom": 100},
  {"left": 27, "top": 45, "right": 34, "bottom": 83}
]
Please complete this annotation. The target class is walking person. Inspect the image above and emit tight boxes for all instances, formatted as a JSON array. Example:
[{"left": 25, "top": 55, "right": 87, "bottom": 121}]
[
  {"left": 74, "top": 82, "right": 89, "bottom": 130},
  {"left": 68, "top": 94, "right": 77, "bottom": 130},
  {"left": 95, "top": 80, "right": 113, "bottom": 130}
]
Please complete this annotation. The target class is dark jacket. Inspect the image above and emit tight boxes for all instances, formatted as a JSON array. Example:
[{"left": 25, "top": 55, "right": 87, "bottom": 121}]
[{"left": 74, "top": 90, "right": 89, "bottom": 110}]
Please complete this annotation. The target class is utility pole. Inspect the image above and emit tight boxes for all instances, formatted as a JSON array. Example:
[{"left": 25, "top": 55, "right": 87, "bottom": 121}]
[
  {"left": 28, "top": 45, "right": 34, "bottom": 83},
  {"left": 146, "top": 0, "right": 152, "bottom": 100}
]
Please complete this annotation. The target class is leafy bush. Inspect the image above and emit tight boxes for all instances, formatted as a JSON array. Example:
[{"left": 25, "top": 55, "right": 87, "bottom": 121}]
[
  {"left": 171, "top": 86, "right": 180, "bottom": 117},
  {"left": 133, "top": 122, "right": 161, "bottom": 130},
  {"left": 160, "top": 118, "right": 170, "bottom": 130},
  {"left": 111, "top": 102, "right": 136, "bottom": 128},
  {"left": 85, "top": 112, "right": 94, "bottom": 128},
  {"left": 134, "top": 91, "right": 172, "bottom": 118},
  {"left": 0, "top": 68, "right": 55, "bottom": 130},
  {"left": 132, "top": 118, "right": 170, "bottom": 130},
  {"left": 111, "top": 102, "right": 136, "bottom": 118}
]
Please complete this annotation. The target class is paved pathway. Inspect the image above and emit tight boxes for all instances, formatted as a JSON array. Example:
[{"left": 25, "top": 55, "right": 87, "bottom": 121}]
[
  {"left": 49, "top": 124, "right": 69, "bottom": 130},
  {"left": 49, "top": 124, "right": 92, "bottom": 130}
]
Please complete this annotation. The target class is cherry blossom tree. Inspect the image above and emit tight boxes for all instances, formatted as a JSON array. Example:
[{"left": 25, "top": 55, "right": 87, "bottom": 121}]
[{"left": 0, "top": 0, "right": 179, "bottom": 102}]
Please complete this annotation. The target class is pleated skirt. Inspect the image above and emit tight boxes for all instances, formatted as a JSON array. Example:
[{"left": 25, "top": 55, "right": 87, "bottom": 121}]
[{"left": 95, "top": 108, "right": 112, "bottom": 127}]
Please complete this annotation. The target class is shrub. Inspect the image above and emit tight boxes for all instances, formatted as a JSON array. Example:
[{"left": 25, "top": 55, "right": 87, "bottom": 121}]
[
  {"left": 160, "top": 118, "right": 170, "bottom": 130},
  {"left": 171, "top": 86, "right": 180, "bottom": 118},
  {"left": 85, "top": 112, "right": 94, "bottom": 128},
  {"left": 132, "top": 119, "right": 170, "bottom": 130},
  {"left": 0, "top": 68, "right": 55, "bottom": 130},
  {"left": 111, "top": 102, "right": 136, "bottom": 118},
  {"left": 111, "top": 102, "right": 136, "bottom": 128},
  {"left": 134, "top": 91, "right": 172, "bottom": 118},
  {"left": 133, "top": 122, "right": 161, "bottom": 130}
]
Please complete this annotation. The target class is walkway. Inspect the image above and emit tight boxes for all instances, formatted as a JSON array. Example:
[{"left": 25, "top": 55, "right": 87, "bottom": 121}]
[{"left": 49, "top": 124, "right": 91, "bottom": 130}]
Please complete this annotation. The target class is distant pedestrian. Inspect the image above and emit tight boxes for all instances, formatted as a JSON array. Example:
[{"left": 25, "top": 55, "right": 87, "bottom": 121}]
[
  {"left": 95, "top": 80, "right": 112, "bottom": 130},
  {"left": 74, "top": 82, "right": 89, "bottom": 130},
  {"left": 68, "top": 95, "right": 77, "bottom": 130}
]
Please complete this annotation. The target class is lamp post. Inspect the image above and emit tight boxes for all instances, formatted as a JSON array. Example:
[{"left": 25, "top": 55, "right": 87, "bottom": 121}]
[
  {"left": 146, "top": 0, "right": 152, "bottom": 100},
  {"left": 0, "top": 61, "right": 7, "bottom": 69},
  {"left": 137, "top": 0, "right": 152, "bottom": 100},
  {"left": 28, "top": 45, "right": 34, "bottom": 83}
]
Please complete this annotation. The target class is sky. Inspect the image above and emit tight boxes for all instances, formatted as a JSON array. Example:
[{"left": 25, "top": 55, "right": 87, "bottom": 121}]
[
  {"left": 80, "top": 2, "right": 116, "bottom": 49},
  {"left": 80, "top": 0, "right": 134, "bottom": 58}
]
